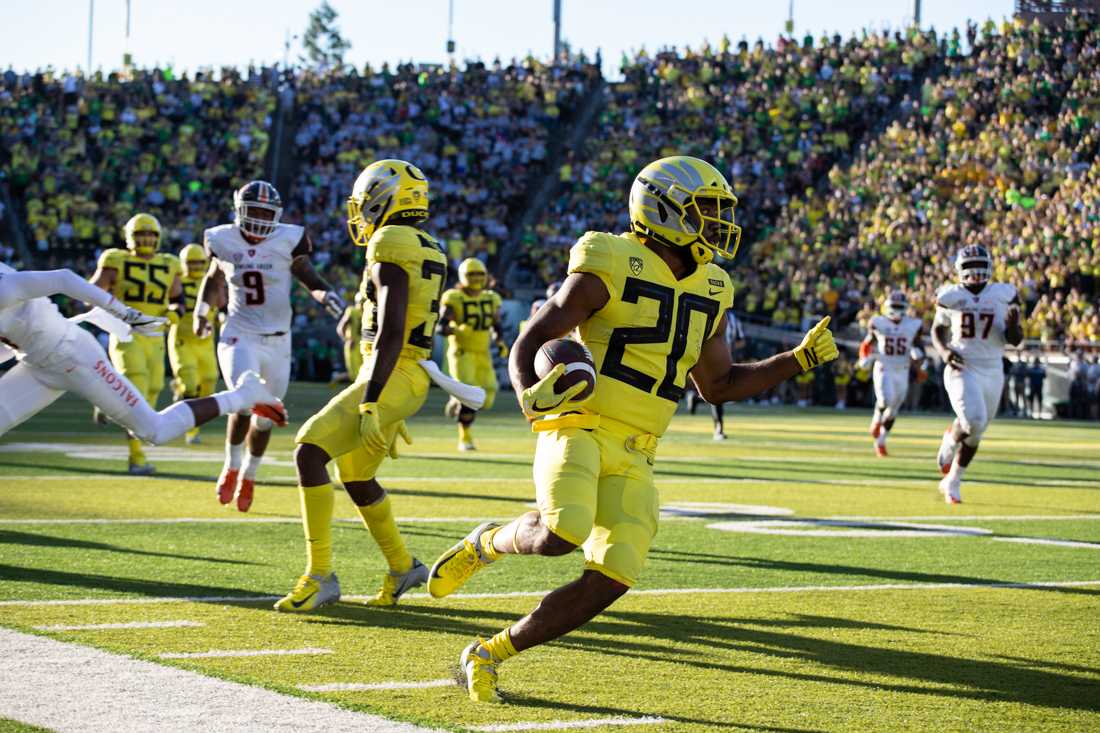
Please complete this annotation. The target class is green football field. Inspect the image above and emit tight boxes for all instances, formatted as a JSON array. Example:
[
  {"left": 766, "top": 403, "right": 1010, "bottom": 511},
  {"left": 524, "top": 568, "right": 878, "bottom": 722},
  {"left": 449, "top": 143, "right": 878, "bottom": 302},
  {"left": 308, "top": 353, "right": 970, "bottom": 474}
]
[{"left": 1, "top": 383, "right": 1098, "bottom": 732}]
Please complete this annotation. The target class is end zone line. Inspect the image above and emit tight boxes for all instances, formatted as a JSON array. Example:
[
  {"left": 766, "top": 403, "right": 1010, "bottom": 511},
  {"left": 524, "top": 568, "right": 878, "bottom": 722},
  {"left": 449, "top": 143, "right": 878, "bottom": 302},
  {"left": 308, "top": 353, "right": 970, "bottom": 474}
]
[
  {"left": 35, "top": 620, "right": 203, "bottom": 631},
  {"left": 6, "top": 579, "right": 1098, "bottom": 608},
  {"left": 159, "top": 647, "right": 332, "bottom": 659},
  {"left": 299, "top": 679, "right": 453, "bottom": 692},
  {"left": 470, "top": 717, "right": 667, "bottom": 732}
]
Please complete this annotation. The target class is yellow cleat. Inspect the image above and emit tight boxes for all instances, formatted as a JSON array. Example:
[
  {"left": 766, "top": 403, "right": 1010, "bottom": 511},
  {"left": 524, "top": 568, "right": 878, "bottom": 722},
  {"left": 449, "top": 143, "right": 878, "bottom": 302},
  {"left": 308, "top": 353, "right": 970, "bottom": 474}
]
[
  {"left": 460, "top": 641, "right": 502, "bottom": 703},
  {"left": 274, "top": 573, "right": 341, "bottom": 613},
  {"left": 428, "top": 522, "right": 498, "bottom": 599},
  {"left": 364, "top": 558, "right": 429, "bottom": 607}
]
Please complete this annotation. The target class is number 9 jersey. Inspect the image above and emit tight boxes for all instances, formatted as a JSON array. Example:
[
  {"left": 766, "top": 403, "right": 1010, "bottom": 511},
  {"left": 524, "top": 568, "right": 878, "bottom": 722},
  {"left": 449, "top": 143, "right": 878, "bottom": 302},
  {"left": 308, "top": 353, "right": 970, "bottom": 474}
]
[
  {"left": 204, "top": 222, "right": 308, "bottom": 335},
  {"left": 568, "top": 231, "right": 734, "bottom": 438},
  {"left": 96, "top": 249, "right": 181, "bottom": 318},
  {"left": 359, "top": 225, "right": 448, "bottom": 361}
]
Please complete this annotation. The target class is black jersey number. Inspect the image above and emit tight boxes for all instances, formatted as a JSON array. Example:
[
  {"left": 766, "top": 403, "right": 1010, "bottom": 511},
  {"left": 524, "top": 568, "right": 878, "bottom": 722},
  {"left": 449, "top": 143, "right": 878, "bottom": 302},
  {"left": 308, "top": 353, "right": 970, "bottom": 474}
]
[
  {"left": 601, "top": 277, "right": 720, "bottom": 403},
  {"left": 122, "top": 261, "right": 170, "bottom": 305},
  {"left": 242, "top": 271, "right": 265, "bottom": 305},
  {"left": 408, "top": 260, "right": 447, "bottom": 348},
  {"left": 461, "top": 299, "right": 496, "bottom": 331}
]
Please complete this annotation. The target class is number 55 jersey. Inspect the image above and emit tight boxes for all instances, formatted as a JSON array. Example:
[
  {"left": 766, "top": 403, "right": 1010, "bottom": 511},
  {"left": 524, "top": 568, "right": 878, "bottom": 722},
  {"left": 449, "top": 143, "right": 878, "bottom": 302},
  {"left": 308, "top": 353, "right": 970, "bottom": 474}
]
[
  {"left": 204, "top": 222, "right": 309, "bottom": 403},
  {"left": 569, "top": 230, "right": 734, "bottom": 438}
]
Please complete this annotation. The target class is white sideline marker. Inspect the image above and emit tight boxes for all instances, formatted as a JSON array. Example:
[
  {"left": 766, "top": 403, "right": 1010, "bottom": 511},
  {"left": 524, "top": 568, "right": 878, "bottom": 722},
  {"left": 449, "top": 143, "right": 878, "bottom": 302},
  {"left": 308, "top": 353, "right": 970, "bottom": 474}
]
[
  {"left": 0, "top": 628, "right": 437, "bottom": 733},
  {"left": 470, "top": 717, "right": 666, "bottom": 732},
  {"left": 35, "top": 620, "right": 203, "bottom": 631},
  {"left": 159, "top": 647, "right": 332, "bottom": 659},
  {"left": 993, "top": 537, "right": 1100, "bottom": 550},
  {"left": 299, "top": 679, "right": 453, "bottom": 692},
  {"left": 4, "top": 579, "right": 1100, "bottom": 608}
]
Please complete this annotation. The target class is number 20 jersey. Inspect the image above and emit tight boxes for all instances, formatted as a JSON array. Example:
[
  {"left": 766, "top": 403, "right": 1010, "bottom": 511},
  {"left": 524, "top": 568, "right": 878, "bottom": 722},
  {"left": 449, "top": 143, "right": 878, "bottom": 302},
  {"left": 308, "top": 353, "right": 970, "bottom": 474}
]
[
  {"left": 569, "top": 231, "right": 734, "bottom": 438},
  {"left": 934, "top": 281, "right": 1017, "bottom": 367},
  {"left": 204, "top": 222, "right": 307, "bottom": 335}
]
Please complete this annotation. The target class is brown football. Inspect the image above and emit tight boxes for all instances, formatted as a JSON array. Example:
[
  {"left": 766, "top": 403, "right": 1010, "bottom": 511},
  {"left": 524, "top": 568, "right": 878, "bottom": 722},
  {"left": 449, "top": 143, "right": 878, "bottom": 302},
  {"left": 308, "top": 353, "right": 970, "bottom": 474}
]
[{"left": 534, "top": 338, "right": 596, "bottom": 403}]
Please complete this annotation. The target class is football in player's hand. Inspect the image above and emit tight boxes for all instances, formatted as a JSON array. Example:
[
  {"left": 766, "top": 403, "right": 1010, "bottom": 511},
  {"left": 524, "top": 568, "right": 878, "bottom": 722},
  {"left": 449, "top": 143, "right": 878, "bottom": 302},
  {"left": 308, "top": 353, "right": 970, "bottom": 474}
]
[{"left": 534, "top": 338, "right": 596, "bottom": 402}]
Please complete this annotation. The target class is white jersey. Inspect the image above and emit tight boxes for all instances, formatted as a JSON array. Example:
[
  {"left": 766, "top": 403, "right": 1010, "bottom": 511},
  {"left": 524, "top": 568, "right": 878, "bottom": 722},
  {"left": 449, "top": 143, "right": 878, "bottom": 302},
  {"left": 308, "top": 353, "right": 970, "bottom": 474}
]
[
  {"left": 204, "top": 222, "right": 308, "bottom": 335},
  {"left": 870, "top": 315, "right": 922, "bottom": 372},
  {"left": 934, "top": 282, "right": 1016, "bottom": 367},
  {"left": 0, "top": 262, "right": 77, "bottom": 365}
]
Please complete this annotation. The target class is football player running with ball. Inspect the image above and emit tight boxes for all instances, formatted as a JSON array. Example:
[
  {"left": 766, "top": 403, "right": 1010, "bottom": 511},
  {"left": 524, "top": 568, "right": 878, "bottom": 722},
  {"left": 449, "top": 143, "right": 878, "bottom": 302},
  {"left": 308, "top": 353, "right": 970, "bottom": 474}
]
[
  {"left": 428, "top": 156, "right": 838, "bottom": 702},
  {"left": 932, "top": 245, "right": 1023, "bottom": 503},
  {"left": 276, "top": 160, "right": 446, "bottom": 612},
  {"left": 195, "top": 181, "right": 345, "bottom": 512},
  {"left": 0, "top": 263, "right": 285, "bottom": 445},
  {"left": 440, "top": 258, "right": 508, "bottom": 451},
  {"left": 90, "top": 213, "right": 183, "bottom": 474},
  {"left": 168, "top": 244, "right": 221, "bottom": 444},
  {"left": 861, "top": 291, "right": 924, "bottom": 457}
]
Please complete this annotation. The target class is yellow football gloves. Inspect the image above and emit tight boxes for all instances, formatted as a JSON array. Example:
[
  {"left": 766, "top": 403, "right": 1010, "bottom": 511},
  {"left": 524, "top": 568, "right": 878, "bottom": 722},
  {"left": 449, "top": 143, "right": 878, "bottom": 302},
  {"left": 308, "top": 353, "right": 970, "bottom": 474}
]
[
  {"left": 496, "top": 340, "right": 510, "bottom": 359},
  {"left": 793, "top": 316, "right": 839, "bottom": 372},
  {"left": 520, "top": 363, "right": 591, "bottom": 419},
  {"left": 387, "top": 420, "right": 412, "bottom": 459},
  {"left": 358, "top": 402, "right": 386, "bottom": 452}
]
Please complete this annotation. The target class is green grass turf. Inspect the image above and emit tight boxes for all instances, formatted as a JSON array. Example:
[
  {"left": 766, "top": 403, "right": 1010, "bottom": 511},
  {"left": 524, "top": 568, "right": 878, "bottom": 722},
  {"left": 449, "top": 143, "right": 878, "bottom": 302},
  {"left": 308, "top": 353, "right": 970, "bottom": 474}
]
[{"left": 1, "top": 383, "right": 1098, "bottom": 731}]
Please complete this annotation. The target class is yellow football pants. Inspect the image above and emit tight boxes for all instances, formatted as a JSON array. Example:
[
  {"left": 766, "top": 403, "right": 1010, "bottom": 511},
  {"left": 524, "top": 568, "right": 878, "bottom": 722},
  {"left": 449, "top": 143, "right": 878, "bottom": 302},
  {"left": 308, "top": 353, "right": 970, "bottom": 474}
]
[
  {"left": 446, "top": 348, "right": 498, "bottom": 410},
  {"left": 108, "top": 332, "right": 167, "bottom": 408},
  {"left": 168, "top": 330, "right": 218, "bottom": 399},
  {"left": 344, "top": 340, "right": 363, "bottom": 381}
]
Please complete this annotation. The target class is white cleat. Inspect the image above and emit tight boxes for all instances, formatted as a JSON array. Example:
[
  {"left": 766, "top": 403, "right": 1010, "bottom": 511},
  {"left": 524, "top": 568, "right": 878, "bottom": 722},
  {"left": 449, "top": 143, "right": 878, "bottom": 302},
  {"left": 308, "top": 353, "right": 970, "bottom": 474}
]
[
  {"left": 937, "top": 429, "right": 957, "bottom": 476},
  {"left": 458, "top": 440, "right": 476, "bottom": 452},
  {"left": 713, "top": 431, "right": 726, "bottom": 441},
  {"left": 234, "top": 370, "right": 287, "bottom": 427},
  {"left": 938, "top": 475, "right": 962, "bottom": 505}
]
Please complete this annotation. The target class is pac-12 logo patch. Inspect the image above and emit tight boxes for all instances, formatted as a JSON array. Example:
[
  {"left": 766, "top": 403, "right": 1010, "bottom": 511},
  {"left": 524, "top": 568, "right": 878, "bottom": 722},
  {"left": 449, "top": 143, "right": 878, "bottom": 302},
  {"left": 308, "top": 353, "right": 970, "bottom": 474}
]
[
  {"left": 248, "top": 249, "right": 256, "bottom": 257},
  {"left": 232, "top": 253, "right": 244, "bottom": 264},
  {"left": 629, "top": 257, "right": 644, "bottom": 276}
]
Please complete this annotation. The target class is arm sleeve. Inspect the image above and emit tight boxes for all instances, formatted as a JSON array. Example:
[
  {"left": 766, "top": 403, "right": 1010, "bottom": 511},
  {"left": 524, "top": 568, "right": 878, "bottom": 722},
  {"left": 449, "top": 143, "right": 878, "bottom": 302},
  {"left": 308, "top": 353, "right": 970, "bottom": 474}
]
[
  {"left": 0, "top": 269, "right": 119, "bottom": 311},
  {"left": 291, "top": 229, "right": 313, "bottom": 259}
]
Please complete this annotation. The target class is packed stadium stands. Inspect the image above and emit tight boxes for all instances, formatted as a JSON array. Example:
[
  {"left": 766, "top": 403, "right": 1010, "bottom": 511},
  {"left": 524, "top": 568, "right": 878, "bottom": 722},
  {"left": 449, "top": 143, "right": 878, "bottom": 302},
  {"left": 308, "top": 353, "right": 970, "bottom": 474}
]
[{"left": 1, "top": 12, "right": 1097, "bottom": 413}]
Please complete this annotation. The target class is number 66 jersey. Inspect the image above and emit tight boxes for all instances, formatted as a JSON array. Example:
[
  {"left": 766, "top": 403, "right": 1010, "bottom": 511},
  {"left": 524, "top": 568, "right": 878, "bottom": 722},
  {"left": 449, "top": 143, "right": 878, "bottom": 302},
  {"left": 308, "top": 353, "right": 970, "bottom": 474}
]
[
  {"left": 569, "top": 230, "right": 734, "bottom": 438},
  {"left": 204, "top": 222, "right": 309, "bottom": 336},
  {"left": 933, "top": 281, "right": 1017, "bottom": 367}
]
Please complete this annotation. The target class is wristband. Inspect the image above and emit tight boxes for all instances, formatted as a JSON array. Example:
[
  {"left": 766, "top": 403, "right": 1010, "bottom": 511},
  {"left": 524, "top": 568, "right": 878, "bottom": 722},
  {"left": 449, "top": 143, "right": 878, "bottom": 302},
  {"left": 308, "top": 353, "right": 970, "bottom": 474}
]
[{"left": 195, "top": 301, "right": 211, "bottom": 319}]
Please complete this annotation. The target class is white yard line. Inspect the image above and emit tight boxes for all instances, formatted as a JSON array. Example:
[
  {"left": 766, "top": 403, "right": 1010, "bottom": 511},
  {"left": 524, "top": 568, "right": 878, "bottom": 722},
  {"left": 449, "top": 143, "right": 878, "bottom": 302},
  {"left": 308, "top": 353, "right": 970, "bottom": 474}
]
[
  {"left": 993, "top": 538, "right": 1100, "bottom": 550},
  {"left": 299, "top": 679, "right": 454, "bottom": 692},
  {"left": 469, "top": 717, "right": 667, "bottom": 732},
  {"left": 830, "top": 514, "right": 1100, "bottom": 522},
  {"left": 34, "top": 620, "right": 203, "bottom": 631},
  {"left": 0, "top": 627, "right": 438, "bottom": 733},
  {"left": 0, "top": 516, "right": 506, "bottom": 525},
  {"left": 159, "top": 647, "right": 332, "bottom": 659}
]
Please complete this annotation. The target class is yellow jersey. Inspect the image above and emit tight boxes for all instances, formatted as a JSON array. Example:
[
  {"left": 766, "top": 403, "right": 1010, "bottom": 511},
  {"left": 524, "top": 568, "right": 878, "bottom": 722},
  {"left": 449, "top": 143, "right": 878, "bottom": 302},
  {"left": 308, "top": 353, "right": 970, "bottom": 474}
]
[
  {"left": 174, "top": 273, "right": 213, "bottom": 344},
  {"left": 569, "top": 231, "right": 734, "bottom": 437},
  {"left": 343, "top": 304, "right": 363, "bottom": 341},
  {"left": 359, "top": 225, "right": 448, "bottom": 361},
  {"left": 441, "top": 287, "right": 502, "bottom": 353},
  {"left": 97, "top": 248, "right": 181, "bottom": 318}
]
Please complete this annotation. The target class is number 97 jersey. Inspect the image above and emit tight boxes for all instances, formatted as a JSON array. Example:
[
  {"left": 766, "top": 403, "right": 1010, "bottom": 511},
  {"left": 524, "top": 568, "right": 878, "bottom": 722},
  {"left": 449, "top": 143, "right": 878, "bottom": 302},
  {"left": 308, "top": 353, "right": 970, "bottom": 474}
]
[
  {"left": 568, "top": 231, "right": 734, "bottom": 438},
  {"left": 204, "top": 222, "right": 309, "bottom": 335},
  {"left": 934, "top": 281, "right": 1017, "bottom": 367}
]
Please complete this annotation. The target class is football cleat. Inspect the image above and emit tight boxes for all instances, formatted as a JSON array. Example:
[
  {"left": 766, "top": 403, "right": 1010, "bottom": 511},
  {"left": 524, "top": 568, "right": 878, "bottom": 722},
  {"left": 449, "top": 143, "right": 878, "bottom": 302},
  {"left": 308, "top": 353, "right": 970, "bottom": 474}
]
[
  {"left": 216, "top": 467, "right": 238, "bottom": 505},
  {"left": 937, "top": 429, "right": 957, "bottom": 476},
  {"left": 236, "top": 477, "right": 254, "bottom": 513},
  {"left": 870, "top": 421, "right": 882, "bottom": 439},
  {"left": 235, "top": 371, "right": 288, "bottom": 427},
  {"left": 875, "top": 443, "right": 888, "bottom": 458},
  {"left": 128, "top": 461, "right": 156, "bottom": 476},
  {"left": 460, "top": 641, "right": 502, "bottom": 703},
  {"left": 428, "top": 522, "right": 499, "bottom": 599},
  {"left": 713, "top": 430, "right": 726, "bottom": 441},
  {"left": 274, "top": 573, "right": 341, "bottom": 613},
  {"left": 939, "top": 475, "right": 962, "bottom": 505},
  {"left": 365, "top": 558, "right": 430, "bottom": 606},
  {"left": 458, "top": 440, "right": 477, "bottom": 452}
]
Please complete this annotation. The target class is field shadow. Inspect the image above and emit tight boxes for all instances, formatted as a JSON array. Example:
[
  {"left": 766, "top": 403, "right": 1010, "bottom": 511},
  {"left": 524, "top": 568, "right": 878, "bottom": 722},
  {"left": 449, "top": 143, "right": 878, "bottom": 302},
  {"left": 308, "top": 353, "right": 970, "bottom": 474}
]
[
  {"left": 384, "top": 486, "right": 531, "bottom": 504},
  {"left": 0, "top": 459, "right": 201, "bottom": 482},
  {"left": 0, "top": 563, "right": 273, "bottom": 600},
  {"left": 0, "top": 530, "right": 261, "bottom": 566}
]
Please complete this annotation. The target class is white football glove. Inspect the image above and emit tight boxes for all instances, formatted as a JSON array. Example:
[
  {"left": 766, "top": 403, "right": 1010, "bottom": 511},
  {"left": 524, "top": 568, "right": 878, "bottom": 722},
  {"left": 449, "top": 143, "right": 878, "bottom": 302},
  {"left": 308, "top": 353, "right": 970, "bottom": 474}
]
[
  {"left": 105, "top": 299, "right": 167, "bottom": 336},
  {"left": 321, "top": 291, "right": 346, "bottom": 319}
]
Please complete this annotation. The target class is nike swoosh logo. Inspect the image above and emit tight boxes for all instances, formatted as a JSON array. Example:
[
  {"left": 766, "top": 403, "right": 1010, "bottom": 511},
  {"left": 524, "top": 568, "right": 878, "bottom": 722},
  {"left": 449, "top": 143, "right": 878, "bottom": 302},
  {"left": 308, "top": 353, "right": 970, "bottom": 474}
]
[
  {"left": 709, "top": 289, "right": 722, "bottom": 296},
  {"left": 532, "top": 396, "right": 568, "bottom": 412},
  {"left": 290, "top": 590, "right": 317, "bottom": 608}
]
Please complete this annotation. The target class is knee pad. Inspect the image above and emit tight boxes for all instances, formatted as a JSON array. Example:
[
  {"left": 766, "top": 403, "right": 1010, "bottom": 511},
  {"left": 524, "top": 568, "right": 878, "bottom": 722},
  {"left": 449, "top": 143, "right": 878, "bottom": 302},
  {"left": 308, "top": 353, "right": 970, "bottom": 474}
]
[
  {"left": 458, "top": 406, "right": 476, "bottom": 426},
  {"left": 251, "top": 414, "right": 274, "bottom": 432}
]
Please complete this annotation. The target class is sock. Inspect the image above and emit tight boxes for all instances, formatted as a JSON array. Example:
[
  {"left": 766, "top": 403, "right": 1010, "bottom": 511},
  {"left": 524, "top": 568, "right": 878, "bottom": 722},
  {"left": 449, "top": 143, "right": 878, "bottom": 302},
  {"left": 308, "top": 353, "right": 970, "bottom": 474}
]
[
  {"left": 213, "top": 389, "right": 247, "bottom": 415},
  {"left": 481, "top": 525, "right": 504, "bottom": 562},
  {"left": 242, "top": 452, "right": 263, "bottom": 480},
  {"left": 459, "top": 424, "right": 472, "bottom": 442},
  {"left": 356, "top": 494, "right": 412, "bottom": 573},
  {"left": 481, "top": 628, "right": 518, "bottom": 663},
  {"left": 877, "top": 428, "right": 888, "bottom": 447},
  {"left": 300, "top": 483, "right": 335, "bottom": 577},
  {"left": 127, "top": 437, "right": 146, "bottom": 464},
  {"left": 948, "top": 459, "right": 966, "bottom": 482},
  {"left": 225, "top": 442, "right": 243, "bottom": 471}
]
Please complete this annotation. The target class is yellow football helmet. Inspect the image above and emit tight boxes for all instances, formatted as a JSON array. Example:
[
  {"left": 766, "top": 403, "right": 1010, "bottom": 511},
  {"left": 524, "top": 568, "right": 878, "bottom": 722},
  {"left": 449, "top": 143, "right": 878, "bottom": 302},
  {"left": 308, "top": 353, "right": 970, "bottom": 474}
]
[
  {"left": 458, "top": 258, "right": 488, "bottom": 291},
  {"left": 179, "top": 243, "right": 207, "bottom": 279},
  {"left": 628, "top": 156, "right": 742, "bottom": 265},
  {"left": 346, "top": 159, "right": 430, "bottom": 246},
  {"left": 124, "top": 213, "right": 162, "bottom": 256}
]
